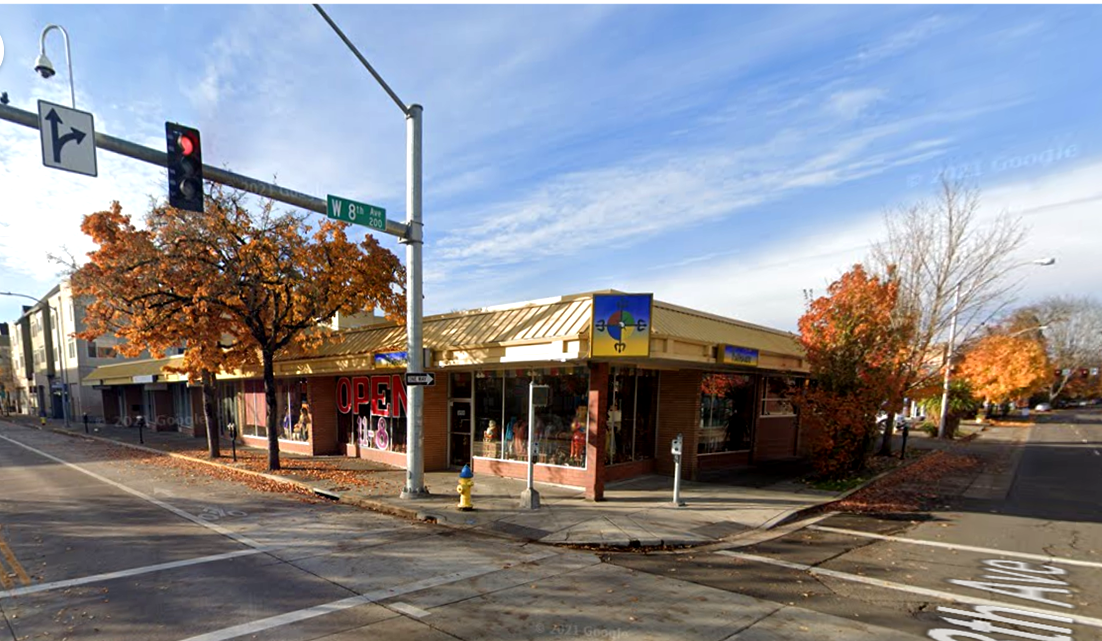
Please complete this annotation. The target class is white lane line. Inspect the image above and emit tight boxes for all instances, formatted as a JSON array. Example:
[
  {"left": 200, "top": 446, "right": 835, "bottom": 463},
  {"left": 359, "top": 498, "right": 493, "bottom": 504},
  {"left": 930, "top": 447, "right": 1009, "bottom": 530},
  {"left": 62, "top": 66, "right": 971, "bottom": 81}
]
[
  {"left": 809, "top": 525, "right": 1102, "bottom": 570},
  {"left": 1, "top": 548, "right": 267, "bottom": 600},
  {"left": 389, "top": 602, "right": 431, "bottom": 619},
  {"left": 716, "top": 550, "right": 1102, "bottom": 629},
  {"left": 0, "top": 432, "right": 264, "bottom": 550},
  {"left": 1093, "top": 450, "right": 1100, "bottom": 457},
  {"left": 180, "top": 551, "right": 558, "bottom": 641}
]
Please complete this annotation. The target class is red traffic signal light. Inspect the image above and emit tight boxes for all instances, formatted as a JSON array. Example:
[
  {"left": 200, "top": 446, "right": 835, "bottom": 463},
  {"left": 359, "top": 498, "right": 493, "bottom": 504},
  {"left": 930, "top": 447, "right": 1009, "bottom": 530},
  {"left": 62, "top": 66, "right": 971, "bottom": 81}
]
[{"left": 165, "top": 122, "right": 203, "bottom": 213}]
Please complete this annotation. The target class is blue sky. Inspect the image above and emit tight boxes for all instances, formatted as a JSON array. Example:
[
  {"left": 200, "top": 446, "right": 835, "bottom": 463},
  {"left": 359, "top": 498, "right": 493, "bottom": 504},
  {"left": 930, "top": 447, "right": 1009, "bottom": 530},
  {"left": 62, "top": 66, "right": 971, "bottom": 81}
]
[{"left": 1, "top": 4, "right": 1100, "bottom": 333}]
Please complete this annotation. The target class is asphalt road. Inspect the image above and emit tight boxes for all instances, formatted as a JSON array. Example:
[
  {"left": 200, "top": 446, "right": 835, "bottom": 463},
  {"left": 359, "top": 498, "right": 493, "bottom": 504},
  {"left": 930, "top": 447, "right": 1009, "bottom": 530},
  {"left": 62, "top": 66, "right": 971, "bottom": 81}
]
[
  {"left": 609, "top": 414, "right": 1102, "bottom": 640},
  {"left": 3, "top": 415, "right": 1099, "bottom": 640}
]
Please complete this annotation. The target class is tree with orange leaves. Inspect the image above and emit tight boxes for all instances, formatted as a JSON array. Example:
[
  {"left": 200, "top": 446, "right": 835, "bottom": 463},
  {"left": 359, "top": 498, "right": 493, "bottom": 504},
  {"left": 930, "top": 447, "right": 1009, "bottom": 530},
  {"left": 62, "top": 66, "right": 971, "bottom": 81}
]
[
  {"left": 958, "top": 327, "right": 1050, "bottom": 408},
  {"left": 796, "top": 264, "right": 912, "bottom": 478},
  {"left": 71, "top": 185, "right": 405, "bottom": 470}
]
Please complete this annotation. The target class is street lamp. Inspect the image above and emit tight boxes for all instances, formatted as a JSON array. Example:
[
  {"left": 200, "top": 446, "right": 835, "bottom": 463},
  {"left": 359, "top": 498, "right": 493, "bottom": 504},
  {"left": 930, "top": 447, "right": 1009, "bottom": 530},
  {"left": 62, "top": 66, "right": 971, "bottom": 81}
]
[
  {"left": 1, "top": 291, "right": 71, "bottom": 427},
  {"left": 313, "top": 4, "right": 428, "bottom": 498},
  {"left": 937, "top": 257, "right": 1056, "bottom": 438},
  {"left": 34, "top": 24, "right": 77, "bottom": 108}
]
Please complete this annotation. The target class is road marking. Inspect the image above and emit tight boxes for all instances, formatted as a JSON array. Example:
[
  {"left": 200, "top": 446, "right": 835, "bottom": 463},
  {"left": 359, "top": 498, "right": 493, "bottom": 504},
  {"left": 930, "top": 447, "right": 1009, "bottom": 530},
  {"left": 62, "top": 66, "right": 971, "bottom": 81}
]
[
  {"left": 1, "top": 548, "right": 266, "bottom": 600},
  {"left": 0, "top": 432, "right": 264, "bottom": 550},
  {"left": 1093, "top": 450, "right": 1100, "bottom": 457},
  {"left": 0, "top": 528, "right": 31, "bottom": 586},
  {"left": 716, "top": 550, "right": 1102, "bottom": 629},
  {"left": 808, "top": 525, "right": 1102, "bottom": 570},
  {"left": 389, "top": 601, "right": 432, "bottom": 619},
  {"left": 179, "top": 551, "right": 558, "bottom": 641}
]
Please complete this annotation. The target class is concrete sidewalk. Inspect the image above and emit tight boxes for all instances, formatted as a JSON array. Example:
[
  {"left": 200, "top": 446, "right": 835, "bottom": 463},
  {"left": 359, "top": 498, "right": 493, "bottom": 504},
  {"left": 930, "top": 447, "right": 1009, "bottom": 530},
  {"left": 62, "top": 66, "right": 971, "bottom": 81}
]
[{"left": 0, "top": 414, "right": 889, "bottom": 548}]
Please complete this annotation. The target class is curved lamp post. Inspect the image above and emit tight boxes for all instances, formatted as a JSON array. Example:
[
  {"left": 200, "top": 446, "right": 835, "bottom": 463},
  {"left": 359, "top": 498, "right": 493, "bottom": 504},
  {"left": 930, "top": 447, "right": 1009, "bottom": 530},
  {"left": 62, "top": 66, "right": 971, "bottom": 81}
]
[
  {"left": 1, "top": 291, "right": 71, "bottom": 427},
  {"left": 34, "top": 24, "right": 77, "bottom": 108},
  {"left": 937, "top": 258, "right": 1056, "bottom": 438}
]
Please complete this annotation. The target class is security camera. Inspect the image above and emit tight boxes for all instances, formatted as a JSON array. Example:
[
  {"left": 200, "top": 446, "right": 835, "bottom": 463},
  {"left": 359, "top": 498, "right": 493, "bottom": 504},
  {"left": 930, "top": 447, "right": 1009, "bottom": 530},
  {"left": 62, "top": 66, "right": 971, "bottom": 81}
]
[{"left": 34, "top": 52, "right": 56, "bottom": 79}]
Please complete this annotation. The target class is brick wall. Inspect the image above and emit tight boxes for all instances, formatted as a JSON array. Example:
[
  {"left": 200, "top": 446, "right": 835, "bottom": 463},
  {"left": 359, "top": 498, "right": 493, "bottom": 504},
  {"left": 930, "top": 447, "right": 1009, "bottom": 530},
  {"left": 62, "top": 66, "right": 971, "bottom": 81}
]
[
  {"left": 476, "top": 458, "right": 588, "bottom": 487},
  {"left": 423, "top": 373, "right": 448, "bottom": 471},
  {"left": 754, "top": 416, "right": 799, "bottom": 460},
  {"left": 585, "top": 363, "right": 609, "bottom": 500},
  {"left": 655, "top": 369, "right": 702, "bottom": 479},
  {"left": 308, "top": 377, "right": 339, "bottom": 455},
  {"left": 152, "top": 390, "right": 172, "bottom": 431}
]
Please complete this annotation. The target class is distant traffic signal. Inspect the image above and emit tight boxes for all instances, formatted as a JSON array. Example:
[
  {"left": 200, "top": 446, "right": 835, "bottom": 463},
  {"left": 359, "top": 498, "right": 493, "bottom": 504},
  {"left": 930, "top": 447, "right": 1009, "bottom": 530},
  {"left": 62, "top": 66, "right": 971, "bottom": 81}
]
[{"left": 165, "top": 122, "right": 203, "bottom": 212}]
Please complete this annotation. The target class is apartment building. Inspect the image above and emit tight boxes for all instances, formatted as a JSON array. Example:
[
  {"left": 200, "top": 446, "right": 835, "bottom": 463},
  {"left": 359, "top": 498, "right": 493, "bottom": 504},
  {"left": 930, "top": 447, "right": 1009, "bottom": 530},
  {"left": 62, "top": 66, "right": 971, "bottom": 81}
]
[{"left": 8, "top": 280, "right": 139, "bottom": 421}]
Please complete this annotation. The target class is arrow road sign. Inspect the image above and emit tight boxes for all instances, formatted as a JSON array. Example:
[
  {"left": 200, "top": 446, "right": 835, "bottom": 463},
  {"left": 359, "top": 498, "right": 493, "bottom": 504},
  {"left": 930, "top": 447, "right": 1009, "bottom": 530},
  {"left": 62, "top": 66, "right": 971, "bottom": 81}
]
[
  {"left": 38, "top": 100, "right": 97, "bottom": 177},
  {"left": 405, "top": 372, "right": 435, "bottom": 386}
]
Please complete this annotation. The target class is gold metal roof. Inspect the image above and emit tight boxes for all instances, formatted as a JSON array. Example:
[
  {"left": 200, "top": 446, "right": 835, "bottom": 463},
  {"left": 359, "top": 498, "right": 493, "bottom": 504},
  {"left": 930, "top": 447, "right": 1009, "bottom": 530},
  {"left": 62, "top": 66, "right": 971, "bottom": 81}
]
[
  {"left": 82, "top": 356, "right": 186, "bottom": 386},
  {"left": 652, "top": 300, "right": 804, "bottom": 357},
  {"left": 82, "top": 290, "right": 805, "bottom": 382}
]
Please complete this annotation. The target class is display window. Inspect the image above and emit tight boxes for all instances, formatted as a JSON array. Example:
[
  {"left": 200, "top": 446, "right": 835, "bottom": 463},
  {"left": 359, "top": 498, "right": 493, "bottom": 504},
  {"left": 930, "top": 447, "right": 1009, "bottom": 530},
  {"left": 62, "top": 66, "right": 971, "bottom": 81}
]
[
  {"left": 606, "top": 367, "right": 659, "bottom": 465},
  {"left": 761, "top": 376, "right": 798, "bottom": 417},
  {"left": 336, "top": 374, "right": 408, "bottom": 453},
  {"left": 242, "top": 378, "right": 310, "bottom": 441},
  {"left": 472, "top": 368, "right": 589, "bottom": 468},
  {"left": 699, "top": 373, "right": 756, "bottom": 454}
]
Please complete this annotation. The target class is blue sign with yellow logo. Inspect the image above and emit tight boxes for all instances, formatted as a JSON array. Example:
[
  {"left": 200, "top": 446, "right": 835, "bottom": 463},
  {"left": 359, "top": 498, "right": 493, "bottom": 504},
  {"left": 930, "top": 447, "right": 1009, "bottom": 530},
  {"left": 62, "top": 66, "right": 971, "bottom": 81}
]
[
  {"left": 722, "top": 345, "right": 759, "bottom": 367},
  {"left": 374, "top": 351, "right": 409, "bottom": 369},
  {"left": 591, "top": 294, "right": 653, "bottom": 357}
]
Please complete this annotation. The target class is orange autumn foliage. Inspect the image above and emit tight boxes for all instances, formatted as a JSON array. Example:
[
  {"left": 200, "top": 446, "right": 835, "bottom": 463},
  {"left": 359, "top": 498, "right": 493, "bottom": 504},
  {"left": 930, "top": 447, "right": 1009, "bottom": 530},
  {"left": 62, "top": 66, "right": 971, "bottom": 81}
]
[
  {"left": 796, "top": 264, "right": 910, "bottom": 478},
  {"left": 73, "top": 186, "right": 405, "bottom": 470},
  {"left": 958, "top": 333, "right": 1050, "bottom": 404}
]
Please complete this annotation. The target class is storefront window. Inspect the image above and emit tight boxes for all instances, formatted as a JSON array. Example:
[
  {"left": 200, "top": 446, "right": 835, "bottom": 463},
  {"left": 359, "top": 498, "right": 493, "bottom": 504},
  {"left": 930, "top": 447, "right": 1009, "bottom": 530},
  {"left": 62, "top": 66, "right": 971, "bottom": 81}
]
[
  {"left": 473, "top": 368, "right": 589, "bottom": 468},
  {"left": 336, "top": 374, "right": 408, "bottom": 453},
  {"left": 606, "top": 368, "right": 659, "bottom": 465},
  {"left": 699, "top": 373, "right": 756, "bottom": 454},
  {"left": 761, "top": 376, "right": 797, "bottom": 417},
  {"left": 276, "top": 378, "right": 311, "bottom": 442}
]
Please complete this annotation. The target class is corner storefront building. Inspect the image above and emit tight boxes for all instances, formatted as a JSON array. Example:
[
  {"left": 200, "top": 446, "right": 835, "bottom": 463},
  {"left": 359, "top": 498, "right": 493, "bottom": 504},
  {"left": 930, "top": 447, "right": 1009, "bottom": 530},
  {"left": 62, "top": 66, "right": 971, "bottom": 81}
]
[{"left": 83, "top": 291, "right": 810, "bottom": 500}]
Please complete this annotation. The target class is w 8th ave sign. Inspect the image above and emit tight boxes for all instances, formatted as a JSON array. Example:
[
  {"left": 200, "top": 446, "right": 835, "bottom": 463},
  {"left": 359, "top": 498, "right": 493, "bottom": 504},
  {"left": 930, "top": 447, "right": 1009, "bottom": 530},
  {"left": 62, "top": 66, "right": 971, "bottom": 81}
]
[{"left": 327, "top": 194, "right": 385, "bottom": 231}]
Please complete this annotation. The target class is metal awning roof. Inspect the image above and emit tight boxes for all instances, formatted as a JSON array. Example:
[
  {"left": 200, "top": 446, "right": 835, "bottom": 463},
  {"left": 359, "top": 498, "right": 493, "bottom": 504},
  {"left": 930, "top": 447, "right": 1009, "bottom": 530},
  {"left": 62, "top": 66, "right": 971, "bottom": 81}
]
[{"left": 82, "top": 356, "right": 186, "bottom": 386}]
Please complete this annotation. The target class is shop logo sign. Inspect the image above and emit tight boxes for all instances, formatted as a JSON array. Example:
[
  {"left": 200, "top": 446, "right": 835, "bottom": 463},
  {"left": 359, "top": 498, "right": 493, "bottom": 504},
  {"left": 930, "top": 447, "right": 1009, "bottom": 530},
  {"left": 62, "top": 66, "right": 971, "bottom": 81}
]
[
  {"left": 591, "top": 293, "right": 653, "bottom": 358},
  {"left": 722, "top": 345, "right": 759, "bottom": 367}
]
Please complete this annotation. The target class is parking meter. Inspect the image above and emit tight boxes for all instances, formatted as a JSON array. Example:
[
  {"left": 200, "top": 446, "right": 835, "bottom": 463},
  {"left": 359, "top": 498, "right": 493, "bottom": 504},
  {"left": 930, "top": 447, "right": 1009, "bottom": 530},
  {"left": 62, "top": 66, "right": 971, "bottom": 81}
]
[{"left": 671, "top": 433, "right": 685, "bottom": 507}]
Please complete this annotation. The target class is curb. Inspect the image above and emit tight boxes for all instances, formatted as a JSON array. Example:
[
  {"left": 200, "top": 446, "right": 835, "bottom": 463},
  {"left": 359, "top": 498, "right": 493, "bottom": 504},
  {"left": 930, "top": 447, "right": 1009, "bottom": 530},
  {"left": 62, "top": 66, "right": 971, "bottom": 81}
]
[
  {"left": 764, "top": 452, "right": 932, "bottom": 530},
  {"left": 21, "top": 421, "right": 429, "bottom": 519}
]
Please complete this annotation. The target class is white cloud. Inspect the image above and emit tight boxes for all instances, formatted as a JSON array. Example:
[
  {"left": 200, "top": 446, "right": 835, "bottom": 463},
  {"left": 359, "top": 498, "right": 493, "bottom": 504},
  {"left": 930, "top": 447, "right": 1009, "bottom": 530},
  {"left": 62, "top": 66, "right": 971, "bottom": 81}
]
[
  {"left": 618, "top": 157, "right": 1102, "bottom": 332},
  {"left": 827, "top": 88, "right": 887, "bottom": 120}
]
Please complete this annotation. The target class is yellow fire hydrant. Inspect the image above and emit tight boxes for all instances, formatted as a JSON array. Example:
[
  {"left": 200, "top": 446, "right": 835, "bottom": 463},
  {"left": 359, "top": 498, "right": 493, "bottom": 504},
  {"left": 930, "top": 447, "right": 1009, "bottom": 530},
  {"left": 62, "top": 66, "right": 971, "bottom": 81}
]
[{"left": 456, "top": 464, "right": 474, "bottom": 511}]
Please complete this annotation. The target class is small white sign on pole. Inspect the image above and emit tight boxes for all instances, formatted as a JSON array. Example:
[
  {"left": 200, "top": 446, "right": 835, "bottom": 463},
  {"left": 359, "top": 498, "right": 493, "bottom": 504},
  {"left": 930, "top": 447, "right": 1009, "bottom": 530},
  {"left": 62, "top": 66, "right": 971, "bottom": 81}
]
[{"left": 38, "top": 99, "right": 97, "bottom": 177}]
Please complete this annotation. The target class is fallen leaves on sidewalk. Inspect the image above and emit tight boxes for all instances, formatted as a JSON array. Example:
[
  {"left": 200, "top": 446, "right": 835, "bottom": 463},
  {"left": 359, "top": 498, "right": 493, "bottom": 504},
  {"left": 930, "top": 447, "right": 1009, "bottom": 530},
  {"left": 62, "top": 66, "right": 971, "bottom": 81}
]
[{"left": 831, "top": 450, "right": 981, "bottom": 514}]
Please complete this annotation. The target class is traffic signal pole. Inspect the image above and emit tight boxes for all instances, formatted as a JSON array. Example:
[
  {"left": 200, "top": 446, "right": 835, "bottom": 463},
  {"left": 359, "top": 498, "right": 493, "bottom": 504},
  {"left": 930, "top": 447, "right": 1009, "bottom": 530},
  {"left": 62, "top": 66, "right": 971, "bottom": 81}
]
[
  {"left": 0, "top": 101, "right": 410, "bottom": 238},
  {"left": 2, "top": 39, "right": 431, "bottom": 499}
]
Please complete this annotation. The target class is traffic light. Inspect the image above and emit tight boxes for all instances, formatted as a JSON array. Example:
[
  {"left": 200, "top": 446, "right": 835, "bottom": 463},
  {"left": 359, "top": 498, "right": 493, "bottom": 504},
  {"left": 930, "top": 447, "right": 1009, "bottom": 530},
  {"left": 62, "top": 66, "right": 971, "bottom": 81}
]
[{"left": 165, "top": 122, "right": 203, "bottom": 212}]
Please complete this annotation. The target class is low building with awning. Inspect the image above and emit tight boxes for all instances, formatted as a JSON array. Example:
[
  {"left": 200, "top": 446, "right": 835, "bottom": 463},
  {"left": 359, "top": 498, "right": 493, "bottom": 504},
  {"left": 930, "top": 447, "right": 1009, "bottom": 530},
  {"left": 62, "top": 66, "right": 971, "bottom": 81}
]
[{"left": 84, "top": 290, "right": 809, "bottom": 499}]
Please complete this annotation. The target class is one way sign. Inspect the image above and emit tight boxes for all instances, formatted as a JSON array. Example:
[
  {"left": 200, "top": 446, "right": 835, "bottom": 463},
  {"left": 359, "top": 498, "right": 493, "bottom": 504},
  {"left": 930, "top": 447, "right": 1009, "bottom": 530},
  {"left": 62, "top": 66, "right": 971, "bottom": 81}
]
[
  {"left": 405, "top": 372, "right": 435, "bottom": 386},
  {"left": 38, "top": 100, "right": 97, "bottom": 177}
]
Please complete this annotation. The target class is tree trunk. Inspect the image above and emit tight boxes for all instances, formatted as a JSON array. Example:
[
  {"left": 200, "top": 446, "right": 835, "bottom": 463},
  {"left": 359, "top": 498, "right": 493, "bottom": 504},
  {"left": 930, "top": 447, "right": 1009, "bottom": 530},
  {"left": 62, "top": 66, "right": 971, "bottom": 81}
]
[
  {"left": 876, "top": 411, "right": 896, "bottom": 456},
  {"left": 201, "top": 370, "right": 220, "bottom": 459},
  {"left": 263, "top": 350, "right": 280, "bottom": 471}
]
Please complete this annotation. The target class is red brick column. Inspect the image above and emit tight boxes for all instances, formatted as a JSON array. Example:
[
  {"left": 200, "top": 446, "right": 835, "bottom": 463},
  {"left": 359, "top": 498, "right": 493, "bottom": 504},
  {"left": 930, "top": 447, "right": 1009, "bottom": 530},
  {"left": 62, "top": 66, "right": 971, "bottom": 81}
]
[
  {"left": 423, "top": 373, "right": 448, "bottom": 471},
  {"left": 655, "top": 370, "right": 703, "bottom": 480},
  {"left": 308, "top": 377, "right": 339, "bottom": 455},
  {"left": 586, "top": 362, "right": 609, "bottom": 501}
]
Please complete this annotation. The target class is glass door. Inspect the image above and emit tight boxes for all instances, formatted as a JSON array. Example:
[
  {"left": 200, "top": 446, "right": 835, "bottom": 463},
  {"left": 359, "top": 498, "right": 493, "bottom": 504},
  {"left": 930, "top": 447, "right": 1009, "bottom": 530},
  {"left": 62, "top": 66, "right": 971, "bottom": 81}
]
[{"left": 449, "top": 400, "right": 472, "bottom": 468}]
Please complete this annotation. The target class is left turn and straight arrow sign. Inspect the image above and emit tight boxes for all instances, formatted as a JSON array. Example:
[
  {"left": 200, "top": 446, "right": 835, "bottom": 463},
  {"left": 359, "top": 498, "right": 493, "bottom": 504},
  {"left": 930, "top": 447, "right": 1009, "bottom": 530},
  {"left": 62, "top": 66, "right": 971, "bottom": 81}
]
[{"left": 38, "top": 99, "right": 97, "bottom": 177}]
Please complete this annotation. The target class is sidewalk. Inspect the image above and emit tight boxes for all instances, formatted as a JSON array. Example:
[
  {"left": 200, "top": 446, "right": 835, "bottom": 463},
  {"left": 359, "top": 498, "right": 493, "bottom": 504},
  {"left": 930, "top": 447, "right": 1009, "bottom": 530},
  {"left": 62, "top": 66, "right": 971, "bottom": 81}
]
[{"left": 1, "top": 414, "right": 966, "bottom": 548}]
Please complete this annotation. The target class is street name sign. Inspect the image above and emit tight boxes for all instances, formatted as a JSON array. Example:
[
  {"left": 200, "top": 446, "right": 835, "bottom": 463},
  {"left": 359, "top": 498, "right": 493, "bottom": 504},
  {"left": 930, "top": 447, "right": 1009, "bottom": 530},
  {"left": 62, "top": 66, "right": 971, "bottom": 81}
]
[
  {"left": 327, "top": 194, "right": 386, "bottom": 231},
  {"left": 405, "top": 372, "right": 435, "bottom": 386},
  {"left": 38, "top": 100, "right": 97, "bottom": 177}
]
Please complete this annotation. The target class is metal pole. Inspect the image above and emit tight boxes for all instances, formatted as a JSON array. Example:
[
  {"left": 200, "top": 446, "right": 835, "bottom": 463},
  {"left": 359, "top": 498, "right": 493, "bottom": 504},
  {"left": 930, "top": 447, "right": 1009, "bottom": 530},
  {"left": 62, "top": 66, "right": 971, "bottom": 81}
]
[
  {"left": 519, "top": 380, "right": 540, "bottom": 510},
  {"left": 672, "top": 433, "right": 684, "bottom": 507},
  {"left": 938, "top": 282, "right": 961, "bottom": 439},
  {"left": 40, "top": 25, "right": 76, "bottom": 108},
  {"left": 400, "top": 104, "right": 427, "bottom": 499},
  {"left": 0, "top": 102, "right": 411, "bottom": 239},
  {"left": 51, "top": 304, "right": 70, "bottom": 428}
]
